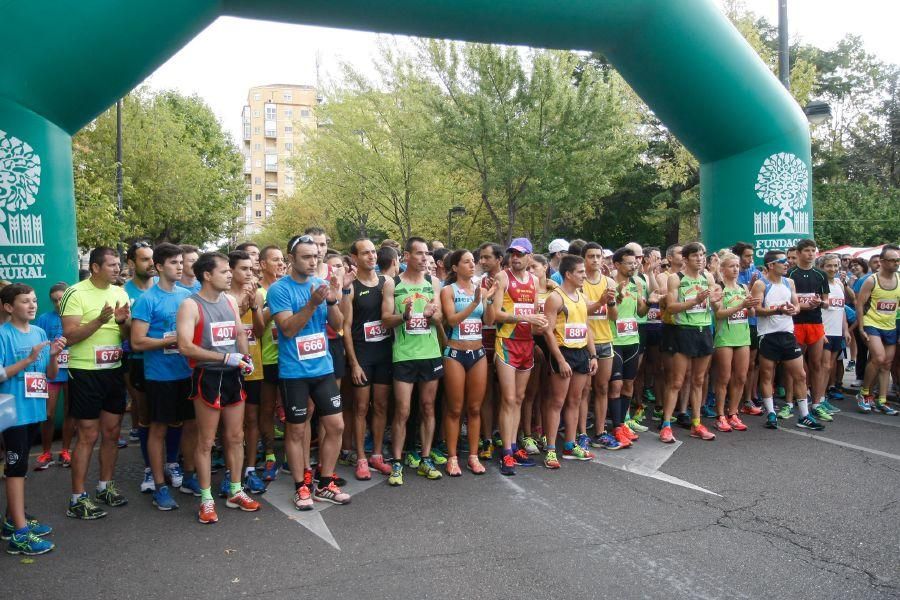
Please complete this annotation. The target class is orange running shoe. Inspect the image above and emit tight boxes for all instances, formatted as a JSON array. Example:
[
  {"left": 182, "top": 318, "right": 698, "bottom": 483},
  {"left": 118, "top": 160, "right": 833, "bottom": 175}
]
[
  {"left": 612, "top": 426, "right": 633, "bottom": 448},
  {"left": 740, "top": 403, "right": 763, "bottom": 416},
  {"left": 690, "top": 423, "right": 716, "bottom": 441},
  {"left": 467, "top": 455, "right": 486, "bottom": 474},
  {"left": 198, "top": 499, "right": 218, "bottom": 524},
  {"left": 355, "top": 458, "right": 372, "bottom": 481},
  {"left": 446, "top": 456, "right": 462, "bottom": 477},
  {"left": 714, "top": 415, "right": 732, "bottom": 432},
  {"left": 34, "top": 451, "right": 53, "bottom": 471},
  {"left": 728, "top": 414, "right": 748, "bottom": 431},
  {"left": 226, "top": 489, "right": 261, "bottom": 512},
  {"left": 368, "top": 454, "right": 392, "bottom": 476},
  {"left": 659, "top": 425, "right": 676, "bottom": 444},
  {"left": 621, "top": 424, "right": 638, "bottom": 441},
  {"left": 294, "top": 484, "right": 313, "bottom": 511}
]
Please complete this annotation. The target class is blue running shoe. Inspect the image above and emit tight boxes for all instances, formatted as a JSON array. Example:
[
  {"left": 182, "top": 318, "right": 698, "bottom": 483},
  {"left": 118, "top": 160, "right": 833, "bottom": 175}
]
[
  {"left": 796, "top": 414, "right": 824, "bottom": 431},
  {"left": 576, "top": 433, "right": 591, "bottom": 451},
  {"left": 513, "top": 448, "right": 536, "bottom": 467},
  {"left": 826, "top": 386, "right": 844, "bottom": 401},
  {"left": 820, "top": 399, "right": 841, "bottom": 414},
  {"left": 244, "top": 470, "right": 267, "bottom": 494},
  {"left": 874, "top": 401, "right": 899, "bottom": 416},
  {"left": 1, "top": 518, "right": 51, "bottom": 540},
  {"left": 700, "top": 405, "right": 717, "bottom": 419},
  {"left": 7, "top": 531, "right": 54, "bottom": 555},
  {"left": 765, "top": 412, "right": 778, "bottom": 429},
  {"left": 152, "top": 485, "right": 179, "bottom": 511},
  {"left": 590, "top": 432, "right": 622, "bottom": 450},
  {"left": 179, "top": 473, "right": 202, "bottom": 496},
  {"left": 499, "top": 454, "right": 517, "bottom": 476},
  {"left": 219, "top": 470, "right": 232, "bottom": 498},
  {"left": 262, "top": 459, "right": 279, "bottom": 481}
]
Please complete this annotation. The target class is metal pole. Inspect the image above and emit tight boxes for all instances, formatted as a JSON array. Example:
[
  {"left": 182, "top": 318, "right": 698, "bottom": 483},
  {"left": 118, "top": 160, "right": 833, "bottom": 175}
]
[
  {"left": 115, "top": 98, "right": 124, "bottom": 255},
  {"left": 778, "top": 0, "right": 790, "bottom": 90}
]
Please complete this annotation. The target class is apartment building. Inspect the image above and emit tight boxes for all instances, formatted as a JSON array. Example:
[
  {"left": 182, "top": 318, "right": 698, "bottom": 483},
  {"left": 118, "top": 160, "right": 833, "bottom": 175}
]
[{"left": 241, "top": 84, "right": 317, "bottom": 235}]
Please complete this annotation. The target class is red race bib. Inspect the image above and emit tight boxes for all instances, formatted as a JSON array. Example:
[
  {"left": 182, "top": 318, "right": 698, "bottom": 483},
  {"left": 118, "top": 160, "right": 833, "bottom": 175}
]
[
  {"left": 294, "top": 333, "right": 327, "bottom": 361},
  {"left": 210, "top": 321, "right": 237, "bottom": 347},
  {"left": 93, "top": 345, "right": 122, "bottom": 369},
  {"left": 363, "top": 320, "right": 388, "bottom": 342},
  {"left": 458, "top": 318, "right": 483, "bottom": 341},
  {"left": 564, "top": 323, "right": 588, "bottom": 345},
  {"left": 615, "top": 318, "right": 638, "bottom": 335},
  {"left": 876, "top": 300, "right": 898, "bottom": 314}
]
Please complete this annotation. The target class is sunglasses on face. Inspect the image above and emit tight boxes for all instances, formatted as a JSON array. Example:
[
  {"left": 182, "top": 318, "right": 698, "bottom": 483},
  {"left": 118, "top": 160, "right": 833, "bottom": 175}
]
[{"left": 768, "top": 258, "right": 788, "bottom": 265}]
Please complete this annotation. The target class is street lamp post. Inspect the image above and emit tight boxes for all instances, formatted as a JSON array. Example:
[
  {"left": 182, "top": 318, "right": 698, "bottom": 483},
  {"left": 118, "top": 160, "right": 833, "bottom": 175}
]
[
  {"left": 778, "top": 0, "right": 790, "bottom": 89},
  {"left": 447, "top": 206, "right": 466, "bottom": 249},
  {"left": 115, "top": 98, "right": 124, "bottom": 256}
]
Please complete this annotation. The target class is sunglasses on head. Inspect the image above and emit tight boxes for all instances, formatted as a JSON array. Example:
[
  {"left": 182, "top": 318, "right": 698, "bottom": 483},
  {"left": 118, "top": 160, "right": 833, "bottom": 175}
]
[{"left": 288, "top": 235, "right": 315, "bottom": 254}]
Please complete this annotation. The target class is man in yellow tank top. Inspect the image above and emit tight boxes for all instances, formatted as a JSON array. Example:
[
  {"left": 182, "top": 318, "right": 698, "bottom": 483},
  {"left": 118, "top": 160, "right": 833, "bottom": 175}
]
[{"left": 856, "top": 244, "right": 900, "bottom": 414}]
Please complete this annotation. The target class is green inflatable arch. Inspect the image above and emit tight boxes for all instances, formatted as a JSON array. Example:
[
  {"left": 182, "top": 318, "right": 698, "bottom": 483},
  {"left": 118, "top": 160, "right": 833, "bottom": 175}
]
[{"left": 0, "top": 0, "right": 811, "bottom": 298}]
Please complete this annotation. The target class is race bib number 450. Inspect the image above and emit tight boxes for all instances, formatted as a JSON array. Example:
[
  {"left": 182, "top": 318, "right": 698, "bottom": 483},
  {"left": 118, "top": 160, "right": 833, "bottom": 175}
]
[{"left": 24, "top": 372, "right": 48, "bottom": 398}]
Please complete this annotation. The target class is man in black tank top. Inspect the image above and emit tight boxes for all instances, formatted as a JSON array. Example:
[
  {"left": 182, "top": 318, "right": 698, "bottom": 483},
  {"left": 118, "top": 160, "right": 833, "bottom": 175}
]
[{"left": 345, "top": 238, "right": 394, "bottom": 480}]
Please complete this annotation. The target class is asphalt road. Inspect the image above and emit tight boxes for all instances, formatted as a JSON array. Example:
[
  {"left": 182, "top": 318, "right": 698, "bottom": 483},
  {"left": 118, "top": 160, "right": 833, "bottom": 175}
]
[{"left": 4, "top": 385, "right": 900, "bottom": 600}]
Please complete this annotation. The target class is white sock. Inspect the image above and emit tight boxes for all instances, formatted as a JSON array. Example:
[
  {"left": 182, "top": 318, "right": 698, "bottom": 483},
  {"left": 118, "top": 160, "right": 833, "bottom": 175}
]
[
  {"left": 97, "top": 480, "right": 108, "bottom": 491},
  {"left": 797, "top": 398, "right": 810, "bottom": 417},
  {"left": 71, "top": 493, "right": 83, "bottom": 503},
  {"left": 166, "top": 462, "right": 179, "bottom": 470},
  {"left": 762, "top": 397, "right": 775, "bottom": 413},
  {"left": 244, "top": 467, "right": 255, "bottom": 476}
]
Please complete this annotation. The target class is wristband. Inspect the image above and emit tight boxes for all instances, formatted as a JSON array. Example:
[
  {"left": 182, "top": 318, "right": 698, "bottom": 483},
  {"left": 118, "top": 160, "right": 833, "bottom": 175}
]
[
  {"left": 326, "top": 298, "right": 338, "bottom": 306},
  {"left": 115, "top": 318, "right": 127, "bottom": 325},
  {"left": 589, "top": 355, "right": 598, "bottom": 360},
  {"left": 250, "top": 305, "right": 259, "bottom": 311},
  {"left": 342, "top": 288, "right": 352, "bottom": 295}
]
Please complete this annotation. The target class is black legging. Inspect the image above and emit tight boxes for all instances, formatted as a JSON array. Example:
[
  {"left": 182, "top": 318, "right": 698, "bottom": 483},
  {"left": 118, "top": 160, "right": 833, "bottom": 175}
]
[{"left": 854, "top": 326, "right": 868, "bottom": 382}]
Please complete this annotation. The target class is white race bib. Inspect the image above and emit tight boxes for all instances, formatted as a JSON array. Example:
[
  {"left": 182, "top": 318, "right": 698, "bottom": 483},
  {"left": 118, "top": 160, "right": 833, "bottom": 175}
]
[
  {"left": 363, "top": 320, "right": 389, "bottom": 342},
  {"left": 163, "top": 331, "right": 179, "bottom": 354},
  {"left": 404, "top": 313, "right": 430, "bottom": 335},
  {"left": 615, "top": 318, "right": 638, "bottom": 336},
  {"left": 93, "top": 345, "right": 122, "bottom": 369},
  {"left": 295, "top": 332, "right": 327, "bottom": 361},
  {"left": 563, "top": 323, "right": 588, "bottom": 345},
  {"left": 458, "top": 318, "right": 483, "bottom": 341},
  {"left": 24, "top": 372, "right": 48, "bottom": 398}
]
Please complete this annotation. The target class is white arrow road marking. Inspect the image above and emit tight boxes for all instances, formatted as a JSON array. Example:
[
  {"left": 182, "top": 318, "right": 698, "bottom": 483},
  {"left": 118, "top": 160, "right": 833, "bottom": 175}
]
[
  {"left": 591, "top": 439, "right": 721, "bottom": 496},
  {"left": 261, "top": 466, "right": 386, "bottom": 551}
]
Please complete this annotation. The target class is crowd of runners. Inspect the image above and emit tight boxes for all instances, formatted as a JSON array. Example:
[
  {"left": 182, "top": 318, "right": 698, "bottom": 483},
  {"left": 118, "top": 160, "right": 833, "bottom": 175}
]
[{"left": 1, "top": 230, "right": 898, "bottom": 555}]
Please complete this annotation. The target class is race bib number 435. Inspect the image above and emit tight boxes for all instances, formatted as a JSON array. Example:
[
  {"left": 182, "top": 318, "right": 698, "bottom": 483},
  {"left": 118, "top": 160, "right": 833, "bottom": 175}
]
[{"left": 364, "top": 320, "right": 388, "bottom": 342}]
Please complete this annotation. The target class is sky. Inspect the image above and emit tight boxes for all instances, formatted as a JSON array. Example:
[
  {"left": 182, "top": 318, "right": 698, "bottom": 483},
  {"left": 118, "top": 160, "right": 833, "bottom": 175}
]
[{"left": 143, "top": 0, "right": 900, "bottom": 145}]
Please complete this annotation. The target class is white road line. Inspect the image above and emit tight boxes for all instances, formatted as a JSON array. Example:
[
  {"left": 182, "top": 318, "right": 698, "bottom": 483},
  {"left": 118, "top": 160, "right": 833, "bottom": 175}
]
[{"left": 779, "top": 427, "right": 900, "bottom": 462}]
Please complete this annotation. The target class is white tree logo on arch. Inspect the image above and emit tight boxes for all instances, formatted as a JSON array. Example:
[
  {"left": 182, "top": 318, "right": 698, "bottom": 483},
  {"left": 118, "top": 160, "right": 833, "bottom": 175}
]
[
  {"left": 753, "top": 151, "right": 809, "bottom": 236},
  {"left": 0, "top": 130, "right": 43, "bottom": 246}
]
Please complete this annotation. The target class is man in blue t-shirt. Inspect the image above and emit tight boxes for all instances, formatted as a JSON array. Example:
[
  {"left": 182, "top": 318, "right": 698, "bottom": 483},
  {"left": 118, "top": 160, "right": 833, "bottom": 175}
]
[
  {"left": 0, "top": 283, "right": 66, "bottom": 555},
  {"left": 268, "top": 235, "right": 352, "bottom": 509},
  {"left": 131, "top": 243, "right": 197, "bottom": 511}
]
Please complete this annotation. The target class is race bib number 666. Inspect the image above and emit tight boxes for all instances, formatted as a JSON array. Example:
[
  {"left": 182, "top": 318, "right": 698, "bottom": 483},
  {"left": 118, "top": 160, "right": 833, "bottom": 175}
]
[{"left": 295, "top": 333, "right": 327, "bottom": 361}]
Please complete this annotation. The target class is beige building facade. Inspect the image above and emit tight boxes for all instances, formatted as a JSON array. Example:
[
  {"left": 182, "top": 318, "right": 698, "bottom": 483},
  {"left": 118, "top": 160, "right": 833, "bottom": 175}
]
[{"left": 241, "top": 84, "right": 317, "bottom": 235}]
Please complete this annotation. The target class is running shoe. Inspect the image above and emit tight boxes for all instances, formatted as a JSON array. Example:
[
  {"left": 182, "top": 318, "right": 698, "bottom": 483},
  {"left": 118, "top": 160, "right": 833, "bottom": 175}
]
[
  {"left": 219, "top": 471, "right": 232, "bottom": 498},
  {"left": 226, "top": 489, "right": 260, "bottom": 511},
  {"left": 820, "top": 399, "right": 841, "bottom": 414},
  {"left": 632, "top": 407, "right": 647, "bottom": 424},
  {"left": 262, "top": 459, "right": 279, "bottom": 482},
  {"left": 562, "top": 445, "right": 594, "bottom": 460},
  {"left": 796, "top": 414, "right": 824, "bottom": 431},
  {"left": 874, "top": 401, "right": 899, "bottom": 416},
  {"left": 539, "top": 435, "right": 549, "bottom": 451},
  {"left": 727, "top": 414, "right": 748, "bottom": 431},
  {"left": 179, "top": 474, "right": 202, "bottom": 496},
  {"left": 337, "top": 449, "right": 353, "bottom": 466},
  {"left": 33, "top": 452, "right": 53, "bottom": 471},
  {"left": 659, "top": 425, "right": 676, "bottom": 444},
  {"left": 198, "top": 499, "right": 218, "bottom": 524},
  {"left": 96, "top": 481, "right": 128, "bottom": 507},
  {"left": 500, "top": 454, "right": 517, "bottom": 476},
  {"left": 116, "top": 437, "right": 128, "bottom": 449},
  {"left": 590, "top": 432, "right": 622, "bottom": 451},
  {"left": 714, "top": 416, "right": 732, "bottom": 432},
  {"left": 846, "top": 360, "right": 856, "bottom": 371},
  {"left": 152, "top": 485, "right": 179, "bottom": 511},
  {"left": 1, "top": 518, "right": 51, "bottom": 540},
  {"left": 478, "top": 440, "right": 494, "bottom": 461},
  {"left": 350, "top": 457, "right": 369, "bottom": 480},
  {"left": 388, "top": 462, "right": 404, "bottom": 486},
  {"left": 621, "top": 423, "right": 639, "bottom": 441},
  {"left": 165, "top": 463, "right": 184, "bottom": 489},
  {"left": 467, "top": 455, "right": 486, "bottom": 474},
  {"left": 612, "top": 426, "right": 633, "bottom": 448},
  {"left": 626, "top": 419, "right": 648, "bottom": 433},
  {"left": 429, "top": 448, "right": 448, "bottom": 466},
  {"left": 58, "top": 450, "right": 71, "bottom": 468},
  {"left": 544, "top": 450, "right": 561, "bottom": 469},
  {"left": 740, "top": 402, "right": 763, "bottom": 416},
  {"left": 700, "top": 405, "right": 717, "bottom": 419},
  {"left": 417, "top": 457, "right": 443, "bottom": 480},
  {"left": 777, "top": 404, "right": 794, "bottom": 420},
  {"left": 7, "top": 531, "right": 54, "bottom": 556},
  {"left": 404, "top": 450, "right": 422, "bottom": 469},
  {"left": 765, "top": 412, "right": 778, "bottom": 429},
  {"left": 446, "top": 456, "right": 462, "bottom": 477},
  {"left": 676, "top": 412, "right": 692, "bottom": 429},
  {"left": 811, "top": 405, "right": 834, "bottom": 422},
  {"left": 273, "top": 425, "right": 284, "bottom": 440},
  {"left": 857, "top": 393, "right": 873, "bottom": 413},
  {"left": 643, "top": 388, "right": 656, "bottom": 403},
  {"left": 294, "top": 485, "right": 313, "bottom": 511},
  {"left": 520, "top": 436, "right": 540, "bottom": 455},
  {"left": 690, "top": 424, "right": 716, "bottom": 441},
  {"left": 492, "top": 431, "right": 503, "bottom": 448},
  {"left": 67, "top": 493, "right": 107, "bottom": 520},
  {"left": 776, "top": 386, "right": 786, "bottom": 398},
  {"left": 314, "top": 479, "right": 351, "bottom": 505},
  {"left": 369, "top": 455, "right": 392, "bottom": 476},
  {"left": 576, "top": 433, "right": 591, "bottom": 451},
  {"left": 140, "top": 468, "right": 155, "bottom": 493},
  {"left": 244, "top": 470, "right": 267, "bottom": 494},
  {"left": 653, "top": 407, "right": 664, "bottom": 421},
  {"left": 129, "top": 428, "right": 140, "bottom": 441},
  {"left": 826, "top": 386, "right": 844, "bottom": 401},
  {"left": 513, "top": 448, "right": 536, "bottom": 467}
]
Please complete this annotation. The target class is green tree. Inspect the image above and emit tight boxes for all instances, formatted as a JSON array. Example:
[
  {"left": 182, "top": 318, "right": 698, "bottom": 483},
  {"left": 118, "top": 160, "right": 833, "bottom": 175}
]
[{"left": 72, "top": 88, "right": 245, "bottom": 249}]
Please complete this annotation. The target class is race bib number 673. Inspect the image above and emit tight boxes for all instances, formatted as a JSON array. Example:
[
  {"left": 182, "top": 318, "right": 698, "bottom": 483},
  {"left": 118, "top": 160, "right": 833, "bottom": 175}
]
[{"left": 94, "top": 345, "right": 122, "bottom": 368}]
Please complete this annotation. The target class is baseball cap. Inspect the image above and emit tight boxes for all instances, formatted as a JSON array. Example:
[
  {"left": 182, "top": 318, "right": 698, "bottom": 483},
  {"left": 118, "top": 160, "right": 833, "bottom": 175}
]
[
  {"left": 507, "top": 237, "right": 533, "bottom": 254},
  {"left": 548, "top": 238, "right": 569, "bottom": 254}
]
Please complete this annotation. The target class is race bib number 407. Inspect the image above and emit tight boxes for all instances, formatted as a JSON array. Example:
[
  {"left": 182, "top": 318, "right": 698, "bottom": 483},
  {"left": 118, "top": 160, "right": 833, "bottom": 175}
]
[{"left": 210, "top": 321, "right": 237, "bottom": 347}]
